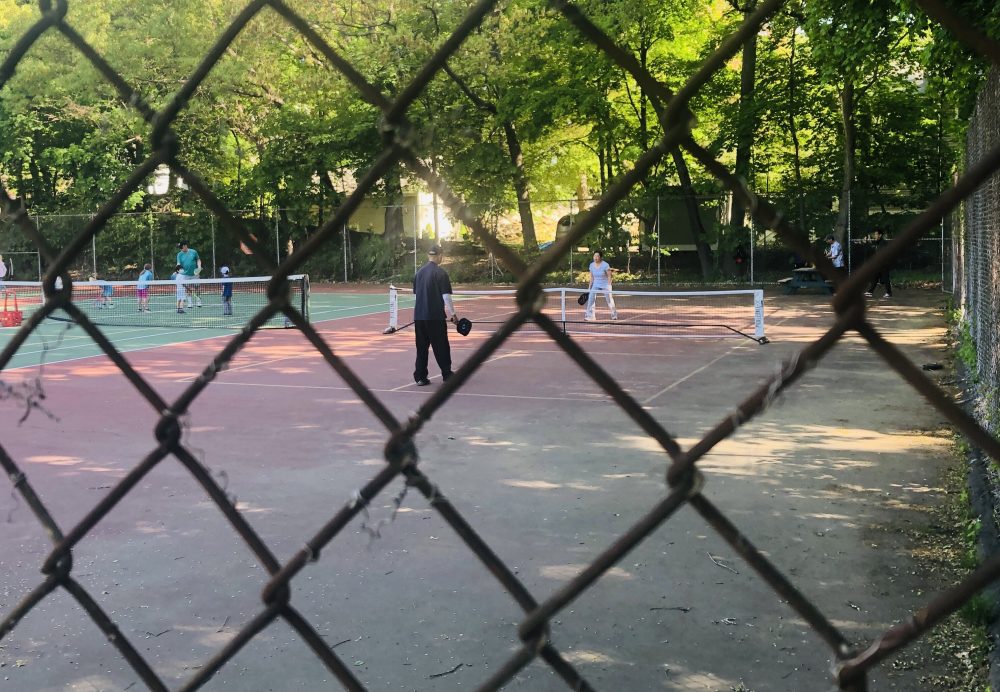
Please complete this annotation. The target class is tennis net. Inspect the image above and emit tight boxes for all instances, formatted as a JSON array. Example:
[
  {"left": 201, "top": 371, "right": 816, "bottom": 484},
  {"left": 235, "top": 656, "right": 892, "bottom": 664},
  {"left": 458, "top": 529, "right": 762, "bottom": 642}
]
[
  {"left": 386, "top": 285, "right": 767, "bottom": 342},
  {"left": 0, "top": 275, "right": 309, "bottom": 329}
]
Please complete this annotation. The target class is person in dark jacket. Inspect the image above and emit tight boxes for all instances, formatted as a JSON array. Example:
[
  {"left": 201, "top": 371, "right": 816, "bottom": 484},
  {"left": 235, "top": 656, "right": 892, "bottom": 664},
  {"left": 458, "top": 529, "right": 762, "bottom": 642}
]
[
  {"left": 864, "top": 229, "right": 893, "bottom": 299},
  {"left": 412, "top": 245, "right": 458, "bottom": 386}
]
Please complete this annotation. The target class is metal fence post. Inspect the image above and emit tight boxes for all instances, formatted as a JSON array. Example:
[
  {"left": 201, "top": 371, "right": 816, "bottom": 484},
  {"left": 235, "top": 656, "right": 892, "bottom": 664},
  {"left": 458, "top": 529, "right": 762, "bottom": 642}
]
[
  {"left": 149, "top": 211, "right": 155, "bottom": 276},
  {"left": 846, "top": 188, "right": 852, "bottom": 274},
  {"left": 568, "top": 199, "right": 574, "bottom": 284},
  {"left": 210, "top": 214, "right": 217, "bottom": 277},
  {"left": 656, "top": 196, "right": 661, "bottom": 286},
  {"left": 274, "top": 213, "right": 280, "bottom": 267}
]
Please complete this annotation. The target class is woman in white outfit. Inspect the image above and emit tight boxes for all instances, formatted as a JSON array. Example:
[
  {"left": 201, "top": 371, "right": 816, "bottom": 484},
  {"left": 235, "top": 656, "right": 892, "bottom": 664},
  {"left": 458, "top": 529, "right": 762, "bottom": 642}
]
[{"left": 585, "top": 250, "right": 617, "bottom": 321}]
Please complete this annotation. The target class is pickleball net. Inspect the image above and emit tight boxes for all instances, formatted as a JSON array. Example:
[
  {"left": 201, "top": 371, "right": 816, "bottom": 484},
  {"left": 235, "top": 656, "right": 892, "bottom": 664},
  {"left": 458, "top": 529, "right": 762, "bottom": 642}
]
[
  {"left": 0, "top": 274, "right": 309, "bottom": 329},
  {"left": 385, "top": 285, "right": 767, "bottom": 342}
]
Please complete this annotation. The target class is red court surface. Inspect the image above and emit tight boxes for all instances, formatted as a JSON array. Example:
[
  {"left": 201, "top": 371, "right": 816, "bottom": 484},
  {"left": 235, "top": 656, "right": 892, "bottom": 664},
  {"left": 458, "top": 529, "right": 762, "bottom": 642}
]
[{"left": 0, "top": 290, "right": 961, "bottom": 690}]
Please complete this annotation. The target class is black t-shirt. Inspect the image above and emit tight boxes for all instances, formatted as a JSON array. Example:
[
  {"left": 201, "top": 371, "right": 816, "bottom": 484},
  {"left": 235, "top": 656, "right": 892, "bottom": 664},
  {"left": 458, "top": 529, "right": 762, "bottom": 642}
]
[{"left": 413, "top": 261, "right": 452, "bottom": 320}]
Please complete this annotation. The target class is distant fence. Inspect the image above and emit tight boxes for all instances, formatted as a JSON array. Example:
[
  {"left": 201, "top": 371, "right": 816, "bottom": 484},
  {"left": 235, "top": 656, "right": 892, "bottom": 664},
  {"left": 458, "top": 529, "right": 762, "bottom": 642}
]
[{"left": 3, "top": 189, "right": 949, "bottom": 285}]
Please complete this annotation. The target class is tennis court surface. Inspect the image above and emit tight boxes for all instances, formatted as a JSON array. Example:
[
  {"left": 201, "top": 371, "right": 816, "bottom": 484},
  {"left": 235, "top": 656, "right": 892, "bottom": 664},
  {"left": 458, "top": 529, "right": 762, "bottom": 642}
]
[{"left": 0, "top": 288, "right": 960, "bottom": 690}]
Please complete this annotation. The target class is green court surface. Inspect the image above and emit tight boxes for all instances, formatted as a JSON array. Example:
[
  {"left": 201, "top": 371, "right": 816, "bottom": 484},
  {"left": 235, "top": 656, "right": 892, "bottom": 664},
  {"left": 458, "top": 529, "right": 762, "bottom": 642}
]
[{"left": 0, "top": 290, "right": 390, "bottom": 371}]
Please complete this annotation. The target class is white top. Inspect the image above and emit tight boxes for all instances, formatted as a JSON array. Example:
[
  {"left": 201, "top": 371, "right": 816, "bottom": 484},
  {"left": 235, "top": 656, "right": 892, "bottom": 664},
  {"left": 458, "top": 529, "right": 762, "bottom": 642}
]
[
  {"left": 828, "top": 241, "right": 844, "bottom": 268},
  {"left": 589, "top": 260, "right": 612, "bottom": 289},
  {"left": 0, "top": 262, "right": 6, "bottom": 279},
  {"left": 172, "top": 271, "right": 186, "bottom": 299}
]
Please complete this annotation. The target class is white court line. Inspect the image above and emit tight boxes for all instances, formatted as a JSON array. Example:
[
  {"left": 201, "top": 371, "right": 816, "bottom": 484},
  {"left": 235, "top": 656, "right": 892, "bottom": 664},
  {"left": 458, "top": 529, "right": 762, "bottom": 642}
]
[
  {"left": 639, "top": 309, "right": 799, "bottom": 405},
  {"left": 1, "top": 301, "right": 391, "bottom": 372},
  {"left": 199, "top": 380, "right": 596, "bottom": 403},
  {"left": 640, "top": 347, "right": 744, "bottom": 405},
  {"left": 388, "top": 349, "right": 526, "bottom": 391}
]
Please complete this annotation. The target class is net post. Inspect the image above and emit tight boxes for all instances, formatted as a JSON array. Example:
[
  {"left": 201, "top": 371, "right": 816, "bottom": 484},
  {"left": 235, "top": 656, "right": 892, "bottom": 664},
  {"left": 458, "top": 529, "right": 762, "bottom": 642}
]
[
  {"left": 301, "top": 274, "right": 310, "bottom": 322},
  {"left": 560, "top": 287, "right": 567, "bottom": 325},
  {"left": 753, "top": 289, "right": 765, "bottom": 341},
  {"left": 384, "top": 284, "right": 399, "bottom": 334}
]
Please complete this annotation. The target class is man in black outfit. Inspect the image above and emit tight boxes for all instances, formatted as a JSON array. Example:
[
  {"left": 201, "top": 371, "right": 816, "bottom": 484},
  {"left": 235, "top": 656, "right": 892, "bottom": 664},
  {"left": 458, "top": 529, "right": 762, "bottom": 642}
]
[
  {"left": 864, "top": 228, "right": 893, "bottom": 299},
  {"left": 413, "top": 245, "right": 458, "bottom": 386}
]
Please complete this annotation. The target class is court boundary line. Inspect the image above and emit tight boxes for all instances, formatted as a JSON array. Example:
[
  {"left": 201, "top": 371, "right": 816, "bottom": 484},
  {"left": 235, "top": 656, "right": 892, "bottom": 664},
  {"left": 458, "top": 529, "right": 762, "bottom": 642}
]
[
  {"left": 640, "top": 307, "right": 802, "bottom": 405},
  {"left": 1, "top": 293, "right": 806, "bottom": 375},
  {"left": 0, "top": 302, "right": 391, "bottom": 372},
  {"left": 188, "top": 379, "right": 608, "bottom": 403}
]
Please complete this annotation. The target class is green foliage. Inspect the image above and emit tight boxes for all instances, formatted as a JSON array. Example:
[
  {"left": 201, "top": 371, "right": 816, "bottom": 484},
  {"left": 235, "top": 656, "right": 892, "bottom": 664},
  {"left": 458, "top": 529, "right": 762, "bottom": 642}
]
[
  {"left": 955, "top": 314, "right": 979, "bottom": 377},
  {"left": 0, "top": 0, "right": 981, "bottom": 281}
]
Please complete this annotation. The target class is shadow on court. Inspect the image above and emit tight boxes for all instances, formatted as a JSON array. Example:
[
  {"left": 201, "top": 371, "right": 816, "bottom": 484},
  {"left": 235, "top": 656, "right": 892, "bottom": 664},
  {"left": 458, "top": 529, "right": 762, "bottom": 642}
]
[{"left": 0, "top": 289, "right": 960, "bottom": 690}]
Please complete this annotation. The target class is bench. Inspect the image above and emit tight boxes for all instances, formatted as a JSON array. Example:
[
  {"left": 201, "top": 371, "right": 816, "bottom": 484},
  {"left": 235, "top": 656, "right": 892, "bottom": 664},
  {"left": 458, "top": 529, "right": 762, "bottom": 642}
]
[{"left": 781, "top": 267, "right": 834, "bottom": 294}]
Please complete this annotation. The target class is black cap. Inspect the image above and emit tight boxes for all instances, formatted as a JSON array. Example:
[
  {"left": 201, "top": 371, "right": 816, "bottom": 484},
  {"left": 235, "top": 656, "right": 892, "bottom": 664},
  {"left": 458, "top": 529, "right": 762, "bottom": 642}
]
[{"left": 428, "top": 245, "right": 442, "bottom": 256}]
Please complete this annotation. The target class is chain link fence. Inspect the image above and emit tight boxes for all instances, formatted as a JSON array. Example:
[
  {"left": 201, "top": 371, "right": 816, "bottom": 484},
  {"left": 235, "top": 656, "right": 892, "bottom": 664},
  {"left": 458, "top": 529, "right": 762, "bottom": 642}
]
[
  {"left": 958, "top": 65, "right": 1000, "bottom": 437},
  {"left": 2, "top": 1, "right": 1000, "bottom": 690},
  {"left": 8, "top": 192, "right": 949, "bottom": 286}
]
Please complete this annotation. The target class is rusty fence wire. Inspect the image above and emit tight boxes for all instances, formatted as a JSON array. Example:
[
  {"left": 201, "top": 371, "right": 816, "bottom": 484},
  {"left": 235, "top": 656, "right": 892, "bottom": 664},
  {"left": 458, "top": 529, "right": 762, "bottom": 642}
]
[{"left": 2, "top": 1, "right": 1000, "bottom": 690}]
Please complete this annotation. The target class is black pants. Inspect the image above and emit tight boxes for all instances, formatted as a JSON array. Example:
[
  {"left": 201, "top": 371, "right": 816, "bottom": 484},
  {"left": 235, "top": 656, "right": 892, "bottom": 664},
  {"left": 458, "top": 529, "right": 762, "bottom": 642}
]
[
  {"left": 868, "top": 271, "right": 892, "bottom": 296},
  {"left": 414, "top": 320, "right": 452, "bottom": 382}
]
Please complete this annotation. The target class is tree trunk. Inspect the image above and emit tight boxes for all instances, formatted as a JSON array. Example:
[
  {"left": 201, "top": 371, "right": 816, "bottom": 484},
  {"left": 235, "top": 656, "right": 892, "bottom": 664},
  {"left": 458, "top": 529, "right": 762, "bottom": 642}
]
[
  {"left": 28, "top": 145, "right": 42, "bottom": 206},
  {"left": 671, "top": 148, "right": 714, "bottom": 279},
  {"left": 787, "top": 27, "right": 807, "bottom": 234},
  {"left": 835, "top": 79, "right": 856, "bottom": 242},
  {"left": 503, "top": 121, "right": 537, "bottom": 249},
  {"left": 384, "top": 170, "right": 405, "bottom": 270},
  {"left": 597, "top": 134, "right": 607, "bottom": 193}
]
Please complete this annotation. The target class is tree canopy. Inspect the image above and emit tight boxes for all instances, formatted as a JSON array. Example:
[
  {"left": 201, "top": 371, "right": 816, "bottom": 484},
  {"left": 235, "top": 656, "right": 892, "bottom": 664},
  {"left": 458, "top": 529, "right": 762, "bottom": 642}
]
[{"left": 0, "top": 0, "right": 994, "bottom": 277}]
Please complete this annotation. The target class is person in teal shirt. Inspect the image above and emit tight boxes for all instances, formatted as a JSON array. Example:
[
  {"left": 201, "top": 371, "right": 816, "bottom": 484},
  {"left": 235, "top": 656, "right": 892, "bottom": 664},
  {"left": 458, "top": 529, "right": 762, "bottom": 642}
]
[{"left": 175, "top": 240, "right": 203, "bottom": 308}]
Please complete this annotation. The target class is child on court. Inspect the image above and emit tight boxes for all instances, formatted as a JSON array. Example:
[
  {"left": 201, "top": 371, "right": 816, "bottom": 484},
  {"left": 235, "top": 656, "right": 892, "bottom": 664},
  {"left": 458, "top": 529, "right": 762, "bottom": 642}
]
[
  {"left": 91, "top": 275, "right": 114, "bottom": 309},
  {"left": 137, "top": 263, "right": 153, "bottom": 312},
  {"left": 220, "top": 265, "right": 233, "bottom": 316},
  {"left": 171, "top": 264, "right": 187, "bottom": 313}
]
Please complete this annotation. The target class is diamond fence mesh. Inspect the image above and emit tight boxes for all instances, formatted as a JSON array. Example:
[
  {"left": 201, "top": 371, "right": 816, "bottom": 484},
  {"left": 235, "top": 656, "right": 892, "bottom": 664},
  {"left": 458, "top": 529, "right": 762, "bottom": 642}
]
[
  {"left": 960, "top": 65, "right": 1000, "bottom": 438},
  {"left": 2, "top": 1, "right": 1000, "bottom": 690}
]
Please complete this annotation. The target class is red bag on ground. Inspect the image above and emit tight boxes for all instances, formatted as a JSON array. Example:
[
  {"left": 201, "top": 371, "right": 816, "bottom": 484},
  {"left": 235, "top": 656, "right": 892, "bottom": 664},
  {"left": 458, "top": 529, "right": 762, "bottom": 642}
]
[{"left": 0, "top": 291, "right": 23, "bottom": 327}]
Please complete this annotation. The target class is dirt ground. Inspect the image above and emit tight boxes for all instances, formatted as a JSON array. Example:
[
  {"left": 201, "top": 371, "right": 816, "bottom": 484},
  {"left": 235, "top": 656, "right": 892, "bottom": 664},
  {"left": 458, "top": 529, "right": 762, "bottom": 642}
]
[{"left": 0, "top": 288, "right": 974, "bottom": 690}]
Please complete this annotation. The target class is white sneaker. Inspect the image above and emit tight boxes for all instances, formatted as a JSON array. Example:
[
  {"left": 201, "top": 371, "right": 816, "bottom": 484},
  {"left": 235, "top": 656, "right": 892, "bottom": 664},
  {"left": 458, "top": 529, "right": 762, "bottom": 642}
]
[
  {"left": 863, "top": 292, "right": 873, "bottom": 298},
  {"left": 611, "top": 315, "right": 618, "bottom": 321},
  {"left": 584, "top": 316, "right": 595, "bottom": 322},
  {"left": 186, "top": 300, "right": 193, "bottom": 308},
  {"left": 196, "top": 299, "right": 203, "bottom": 308}
]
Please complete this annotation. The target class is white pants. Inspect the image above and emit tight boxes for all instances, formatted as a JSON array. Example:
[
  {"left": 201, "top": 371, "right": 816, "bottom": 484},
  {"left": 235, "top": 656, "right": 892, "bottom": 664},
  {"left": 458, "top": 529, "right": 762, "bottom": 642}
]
[{"left": 585, "top": 286, "right": 616, "bottom": 319}]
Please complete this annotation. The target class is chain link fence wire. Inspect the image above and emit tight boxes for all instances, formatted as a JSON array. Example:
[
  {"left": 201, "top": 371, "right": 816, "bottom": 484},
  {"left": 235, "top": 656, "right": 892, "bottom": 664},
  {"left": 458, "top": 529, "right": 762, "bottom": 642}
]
[
  {"left": 959, "top": 65, "right": 1000, "bottom": 438},
  {"left": 13, "top": 194, "right": 949, "bottom": 288},
  {"left": 2, "top": 0, "right": 1000, "bottom": 689}
]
